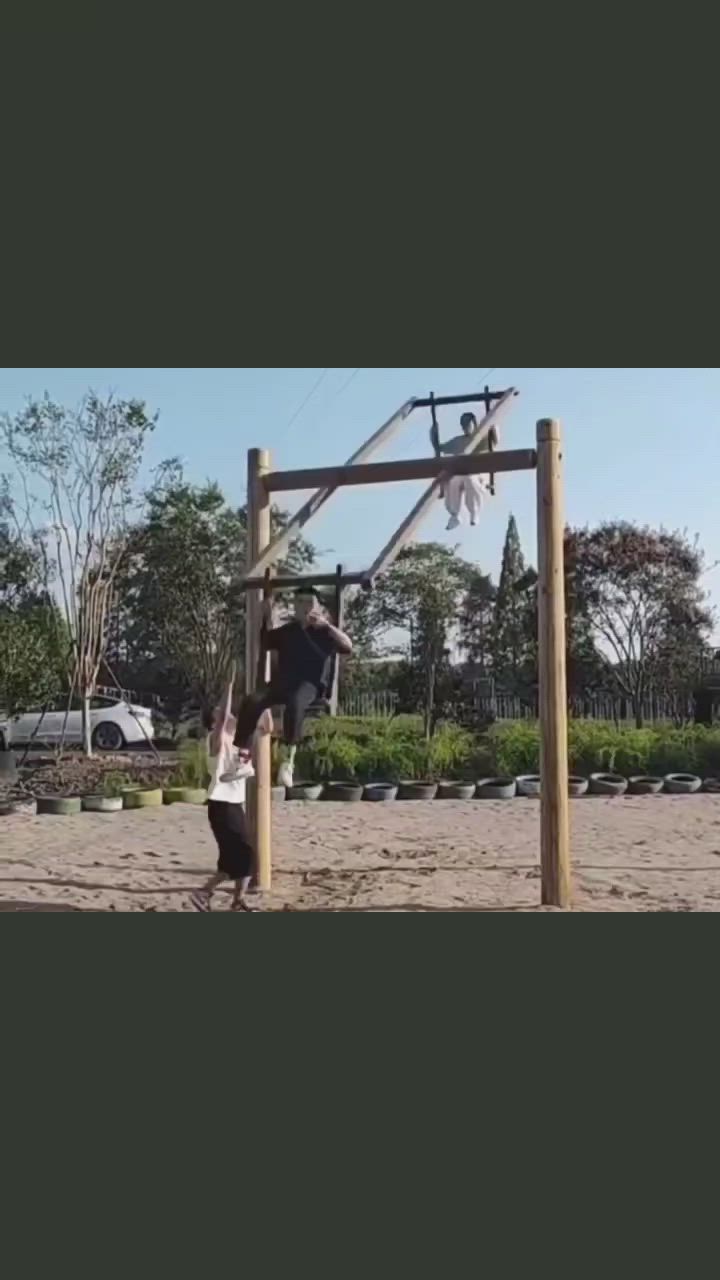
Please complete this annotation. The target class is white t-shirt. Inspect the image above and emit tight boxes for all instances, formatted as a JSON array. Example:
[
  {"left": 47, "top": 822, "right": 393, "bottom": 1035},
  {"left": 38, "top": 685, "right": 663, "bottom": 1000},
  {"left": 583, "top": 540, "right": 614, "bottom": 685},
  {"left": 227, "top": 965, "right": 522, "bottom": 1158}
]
[{"left": 207, "top": 735, "right": 247, "bottom": 804}]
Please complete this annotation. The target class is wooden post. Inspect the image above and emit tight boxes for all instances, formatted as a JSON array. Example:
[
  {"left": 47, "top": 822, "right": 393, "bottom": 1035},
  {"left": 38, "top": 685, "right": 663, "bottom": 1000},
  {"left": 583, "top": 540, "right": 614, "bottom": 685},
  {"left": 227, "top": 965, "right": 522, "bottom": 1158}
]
[
  {"left": 537, "top": 420, "right": 570, "bottom": 907},
  {"left": 246, "top": 448, "right": 272, "bottom": 892}
]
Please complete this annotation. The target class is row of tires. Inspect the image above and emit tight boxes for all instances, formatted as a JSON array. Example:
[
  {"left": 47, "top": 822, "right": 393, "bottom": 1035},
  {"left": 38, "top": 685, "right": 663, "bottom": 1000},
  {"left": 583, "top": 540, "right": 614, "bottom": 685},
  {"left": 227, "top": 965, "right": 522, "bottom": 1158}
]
[
  {"left": 3, "top": 773, "right": 718, "bottom": 818},
  {"left": 0, "top": 786, "right": 208, "bottom": 817},
  {"left": 286, "top": 773, "right": 719, "bottom": 802}
]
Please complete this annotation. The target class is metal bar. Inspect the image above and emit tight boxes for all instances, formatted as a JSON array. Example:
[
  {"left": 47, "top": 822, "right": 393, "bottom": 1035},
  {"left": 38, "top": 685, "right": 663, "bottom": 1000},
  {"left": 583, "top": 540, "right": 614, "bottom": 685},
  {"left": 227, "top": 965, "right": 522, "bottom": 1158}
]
[
  {"left": 241, "top": 571, "right": 367, "bottom": 592},
  {"left": 411, "top": 390, "right": 507, "bottom": 409},
  {"left": 242, "top": 398, "right": 416, "bottom": 583},
  {"left": 264, "top": 448, "right": 535, "bottom": 493},
  {"left": 362, "top": 388, "right": 519, "bottom": 583}
]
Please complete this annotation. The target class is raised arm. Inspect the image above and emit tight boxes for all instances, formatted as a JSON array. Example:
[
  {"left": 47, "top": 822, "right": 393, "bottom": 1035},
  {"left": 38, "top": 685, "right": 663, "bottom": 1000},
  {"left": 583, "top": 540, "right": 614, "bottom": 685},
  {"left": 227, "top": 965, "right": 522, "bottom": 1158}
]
[
  {"left": 324, "top": 620, "right": 353, "bottom": 655},
  {"left": 430, "top": 394, "right": 441, "bottom": 458},
  {"left": 307, "top": 608, "right": 353, "bottom": 654},
  {"left": 209, "top": 669, "right": 235, "bottom": 754}
]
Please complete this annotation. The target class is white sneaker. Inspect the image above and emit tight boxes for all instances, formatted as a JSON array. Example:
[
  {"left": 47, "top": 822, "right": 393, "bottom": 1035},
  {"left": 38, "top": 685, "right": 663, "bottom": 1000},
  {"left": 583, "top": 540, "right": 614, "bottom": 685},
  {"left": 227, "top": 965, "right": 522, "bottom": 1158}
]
[
  {"left": 221, "top": 759, "right": 255, "bottom": 783},
  {"left": 446, "top": 516, "right": 461, "bottom": 531},
  {"left": 277, "top": 761, "right": 295, "bottom": 789}
]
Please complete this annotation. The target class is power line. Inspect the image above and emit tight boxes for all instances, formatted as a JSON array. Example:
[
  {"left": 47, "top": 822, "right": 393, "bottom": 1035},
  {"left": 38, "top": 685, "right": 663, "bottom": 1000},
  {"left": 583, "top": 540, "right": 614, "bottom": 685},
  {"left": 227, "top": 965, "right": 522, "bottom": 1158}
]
[
  {"left": 300, "top": 368, "right": 363, "bottom": 435},
  {"left": 281, "top": 368, "right": 330, "bottom": 437},
  {"left": 333, "top": 367, "right": 361, "bottom": 399}
]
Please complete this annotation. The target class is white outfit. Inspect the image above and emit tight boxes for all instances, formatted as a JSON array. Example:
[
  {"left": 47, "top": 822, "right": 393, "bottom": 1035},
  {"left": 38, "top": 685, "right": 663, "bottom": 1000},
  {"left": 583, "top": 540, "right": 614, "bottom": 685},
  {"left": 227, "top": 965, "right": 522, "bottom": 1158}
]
[
  {"left": 440, "top": 432, "right": 494, "bottom": 528},
  {"left": 207, "top": 735, "right": 248, "bottom": 804}
]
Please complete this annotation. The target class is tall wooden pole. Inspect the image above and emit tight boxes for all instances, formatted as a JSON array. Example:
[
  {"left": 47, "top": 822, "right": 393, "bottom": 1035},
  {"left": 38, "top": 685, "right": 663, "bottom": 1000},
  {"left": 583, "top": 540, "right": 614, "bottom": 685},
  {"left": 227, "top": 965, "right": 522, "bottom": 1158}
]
[
  {"left": 537, "top": 419, "right": 571, "bottom": 908},
  {"left": 246, "top": 448, "right": 272, "bottom": 892}
]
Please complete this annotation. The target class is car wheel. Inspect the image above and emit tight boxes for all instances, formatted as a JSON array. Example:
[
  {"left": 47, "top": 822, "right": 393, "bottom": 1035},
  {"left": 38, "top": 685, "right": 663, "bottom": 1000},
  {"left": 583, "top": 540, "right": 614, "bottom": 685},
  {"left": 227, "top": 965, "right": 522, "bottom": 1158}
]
[{"left": 92, "top": 722, "right": 125, "bottom": 752}]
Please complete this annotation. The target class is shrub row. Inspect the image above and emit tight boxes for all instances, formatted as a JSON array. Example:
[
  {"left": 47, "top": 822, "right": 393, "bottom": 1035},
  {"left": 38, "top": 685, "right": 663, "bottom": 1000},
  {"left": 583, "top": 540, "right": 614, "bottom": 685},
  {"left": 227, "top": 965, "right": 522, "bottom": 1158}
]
[{"left": 297, "top": 719, "right": 720, "bottom": 784}]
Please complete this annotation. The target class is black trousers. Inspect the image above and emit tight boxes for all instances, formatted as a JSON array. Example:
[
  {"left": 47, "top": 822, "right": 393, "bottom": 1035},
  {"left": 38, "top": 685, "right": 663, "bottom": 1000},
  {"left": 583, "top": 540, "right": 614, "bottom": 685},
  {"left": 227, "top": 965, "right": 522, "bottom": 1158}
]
[
  {"left": 234, "top": 680, "right": 320, "bottom": 749},
  {"left": 208, "top": 801, "right": 254, "bottom": 880}
]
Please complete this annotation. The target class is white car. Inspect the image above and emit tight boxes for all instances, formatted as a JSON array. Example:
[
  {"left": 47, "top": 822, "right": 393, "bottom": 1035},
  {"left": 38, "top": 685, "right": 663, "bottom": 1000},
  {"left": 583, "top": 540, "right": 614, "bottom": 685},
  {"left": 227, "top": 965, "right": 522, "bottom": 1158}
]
[{"left": 0, "top": 696, "right": 154, "bottom": 752}]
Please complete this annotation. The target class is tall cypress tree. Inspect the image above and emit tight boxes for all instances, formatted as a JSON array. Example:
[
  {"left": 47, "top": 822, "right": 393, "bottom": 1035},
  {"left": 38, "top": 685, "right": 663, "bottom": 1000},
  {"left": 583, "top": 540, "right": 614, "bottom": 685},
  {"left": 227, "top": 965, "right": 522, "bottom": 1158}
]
[{"left": 492, "top": 515, "right": 531, "bottom": 690}]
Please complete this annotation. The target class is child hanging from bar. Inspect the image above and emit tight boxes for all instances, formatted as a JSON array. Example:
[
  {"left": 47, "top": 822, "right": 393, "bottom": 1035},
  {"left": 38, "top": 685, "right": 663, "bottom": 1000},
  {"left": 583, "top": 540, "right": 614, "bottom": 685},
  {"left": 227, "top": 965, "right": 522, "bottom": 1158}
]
[
  {"left": 190, "top": 670, "right": 273, "bottom": 913},
  {"left": 430, "top": 403, "right": 499, "bottom": 531},
  {"left": 233, "top": 586, "right": 353, "bottom": 789}
]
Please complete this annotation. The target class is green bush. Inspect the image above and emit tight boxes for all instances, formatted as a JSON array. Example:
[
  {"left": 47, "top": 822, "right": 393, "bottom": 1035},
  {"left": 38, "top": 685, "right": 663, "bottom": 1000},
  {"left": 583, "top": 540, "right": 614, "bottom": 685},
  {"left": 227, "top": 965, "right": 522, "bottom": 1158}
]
[
  {"left": 172, "top": 739, "right": 211, "bottom": 789},
  {"left": 293, "top": 717, "right": 720, "bottom": 785},
  {"left": 486, "top": 721, "right": 720, "bottom": 780},
  {"left": 102, "top": 770, "right": 132, "bottom": 798},
  {"left": 297, "top": 718, "right": 485, "bottom": 783}
]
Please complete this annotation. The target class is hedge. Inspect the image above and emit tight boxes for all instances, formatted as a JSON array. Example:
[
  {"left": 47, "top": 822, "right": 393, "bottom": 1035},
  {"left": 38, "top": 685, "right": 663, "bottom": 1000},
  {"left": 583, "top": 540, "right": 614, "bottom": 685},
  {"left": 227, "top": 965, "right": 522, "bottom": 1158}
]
[{"left": 294, "top": 718, "right": 720, "bottom": 784}]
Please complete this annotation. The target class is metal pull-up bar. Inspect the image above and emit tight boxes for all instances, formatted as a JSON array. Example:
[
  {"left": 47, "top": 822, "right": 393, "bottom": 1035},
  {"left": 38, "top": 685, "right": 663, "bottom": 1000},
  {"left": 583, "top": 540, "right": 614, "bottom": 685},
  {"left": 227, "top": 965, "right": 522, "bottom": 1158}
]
[{"left": 411, "top": 389, "right": 507, "bottom": 410}]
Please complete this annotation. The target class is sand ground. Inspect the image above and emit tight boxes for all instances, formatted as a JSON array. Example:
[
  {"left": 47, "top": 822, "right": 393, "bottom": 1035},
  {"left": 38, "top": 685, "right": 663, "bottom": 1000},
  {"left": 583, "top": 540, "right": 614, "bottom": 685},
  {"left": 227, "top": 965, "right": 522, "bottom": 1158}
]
[{"left": 2, "top": 795, "right": 720, "bottom": 912}]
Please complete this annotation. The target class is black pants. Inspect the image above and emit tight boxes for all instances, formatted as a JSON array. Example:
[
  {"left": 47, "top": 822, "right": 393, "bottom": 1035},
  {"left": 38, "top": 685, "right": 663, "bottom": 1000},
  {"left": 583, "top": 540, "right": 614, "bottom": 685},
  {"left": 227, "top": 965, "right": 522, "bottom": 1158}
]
[
  {"left": 234, "top": 680, "right": 320, "bottom": 749},
  {"left": 208, "top": 801, "right": 254, "bottom": 880}
]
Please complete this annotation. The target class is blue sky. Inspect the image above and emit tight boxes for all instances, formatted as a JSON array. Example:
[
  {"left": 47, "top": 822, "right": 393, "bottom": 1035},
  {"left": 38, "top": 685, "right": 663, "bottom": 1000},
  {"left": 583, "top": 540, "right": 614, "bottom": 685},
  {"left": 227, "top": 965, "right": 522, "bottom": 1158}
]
[{"left": 2, "top": 367, "right": 719, "bottom": 628}]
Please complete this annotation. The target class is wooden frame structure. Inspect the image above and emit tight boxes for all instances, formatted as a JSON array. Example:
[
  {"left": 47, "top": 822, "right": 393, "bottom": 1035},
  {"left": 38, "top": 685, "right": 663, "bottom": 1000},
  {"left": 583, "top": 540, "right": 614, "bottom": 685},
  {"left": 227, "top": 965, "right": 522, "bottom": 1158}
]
[{"left": 243, "top": 391, "right": 570, "bottom": 908}]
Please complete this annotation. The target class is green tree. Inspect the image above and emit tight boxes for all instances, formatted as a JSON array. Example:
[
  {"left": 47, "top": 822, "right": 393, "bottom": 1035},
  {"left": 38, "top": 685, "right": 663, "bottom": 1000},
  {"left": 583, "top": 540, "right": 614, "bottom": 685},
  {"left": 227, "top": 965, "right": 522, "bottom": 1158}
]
[
  {"left": 350, "top": 543, "right": 472, "bottom": 738},
  {"left": 122, "top": 476, "right": 315, "bottom": 722},
  {"left": 492, "top": 515, "right": 535, "bottom": 693},
  {"left": 0, "top": 519, "right": 43, "bottom": 612},
  {"left": 565, "top": 522, "right": 714, "bottom": 727},
  {"left": 459, "top": 569, "right": 497, "bottom": 673},
  {"left": 0, "top": 605, "right": 68, "bottom": 721}
]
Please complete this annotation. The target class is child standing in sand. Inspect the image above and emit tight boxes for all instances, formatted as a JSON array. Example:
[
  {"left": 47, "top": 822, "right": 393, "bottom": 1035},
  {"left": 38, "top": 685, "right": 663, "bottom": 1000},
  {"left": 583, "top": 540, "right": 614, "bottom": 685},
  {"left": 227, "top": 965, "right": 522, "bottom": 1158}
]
[{"left": 190, "top": 672, "right": 272, "bottom": 913}]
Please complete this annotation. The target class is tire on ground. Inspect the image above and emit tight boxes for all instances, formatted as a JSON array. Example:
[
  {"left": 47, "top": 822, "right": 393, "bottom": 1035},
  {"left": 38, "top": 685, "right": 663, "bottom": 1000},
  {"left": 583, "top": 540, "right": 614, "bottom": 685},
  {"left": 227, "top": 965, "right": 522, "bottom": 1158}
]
[
  {"left": 664, "top": 774, "right": 702, "bottom": 795},
  {"left": 477, "top": 777, "right": 519, "bottom": 800},
  {"left": 589, "top": 774, "right": 628, "bottom": 797}
]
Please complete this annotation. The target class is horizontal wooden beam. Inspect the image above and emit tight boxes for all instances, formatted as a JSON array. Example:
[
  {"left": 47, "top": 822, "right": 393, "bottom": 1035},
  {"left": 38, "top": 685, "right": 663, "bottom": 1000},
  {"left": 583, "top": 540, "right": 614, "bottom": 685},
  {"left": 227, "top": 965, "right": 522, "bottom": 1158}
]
[
  {"left": 264, "top": 449, "right": 536, "bottom": 493},
  {"left": 411, "top": 390, "right": 511, "bottom": 410},
  {"left": 241, "top": 571, "right": 367, "bottom": 592}
]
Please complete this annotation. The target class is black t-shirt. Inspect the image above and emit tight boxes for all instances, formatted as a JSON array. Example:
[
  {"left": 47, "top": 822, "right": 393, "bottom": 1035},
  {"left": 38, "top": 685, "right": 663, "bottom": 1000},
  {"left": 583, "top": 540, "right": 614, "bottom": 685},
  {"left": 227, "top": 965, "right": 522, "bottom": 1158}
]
[{"left": 263, "top": 621, "right": 341, "bottom": 692}]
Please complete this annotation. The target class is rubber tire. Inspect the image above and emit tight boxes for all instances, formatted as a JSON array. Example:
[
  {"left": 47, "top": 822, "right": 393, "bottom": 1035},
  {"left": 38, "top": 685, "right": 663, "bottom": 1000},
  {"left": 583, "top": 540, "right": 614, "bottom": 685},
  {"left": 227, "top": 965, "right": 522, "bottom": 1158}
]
[
  {"left": 37, "top": 796, "right": 82, "bottom": 816},
  {"left": 123, "top": 788, "right": 164, "bottom": 809},
  {"left": 568, "top": 777, "right": 589, "bottom": 798},
  {"left": 477, "top": 777, "right": 518, "bottom": 800},
  {"left": 324, "top": 783, "right": 364, "bottom": 802},
  {"left": 92, "top": 722, "right": 125, "bottom": 752},
  {"left": 82, "top": 795, "right": 124, "bottom": 813},
  {"left": 363, "top": 784, "right": 399, "bottom": 803},
  {"left": 629, "top": 776, "right": 665, "bottom": 796},
  {"left": 398, "top": 782, "right": 439, "bottom": 801},
  {"left": 516, "top": 776, "right": 542, "bottom": 799},
  {"left": 664, "top": 774, "right": 702, "bottom": 795},
  {"left": 287, "top": 784, "right": 324, "bottom": 802},
  {"left": 703, "top": 778, "right": 720, "bottom": 794},
  {"left": 163, "top": 787, "right": 208, "bottom": 805},
  {"left": 438, "top": 782, "right": 477, "bottom": 801},
  {"left": 590, "top": 774, "right": 629, "bottom": 797},
  {"left": 272, "top": 786, "right": 287, "bottom": 803}
]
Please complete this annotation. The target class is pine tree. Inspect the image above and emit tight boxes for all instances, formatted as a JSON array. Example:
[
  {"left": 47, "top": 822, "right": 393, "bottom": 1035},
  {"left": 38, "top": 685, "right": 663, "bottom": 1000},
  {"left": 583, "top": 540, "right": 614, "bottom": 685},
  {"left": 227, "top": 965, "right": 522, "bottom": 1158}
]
[{"left": 492, "top": 515, "right": 532, "bottom": 691}]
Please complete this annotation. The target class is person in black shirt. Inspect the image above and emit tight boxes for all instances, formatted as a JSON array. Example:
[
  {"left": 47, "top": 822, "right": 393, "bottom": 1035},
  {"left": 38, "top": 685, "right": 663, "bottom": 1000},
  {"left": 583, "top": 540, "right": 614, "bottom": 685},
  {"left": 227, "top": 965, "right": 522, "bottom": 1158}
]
[{"left": 234, "top": 588, "right": 353, "bottom": 788}]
